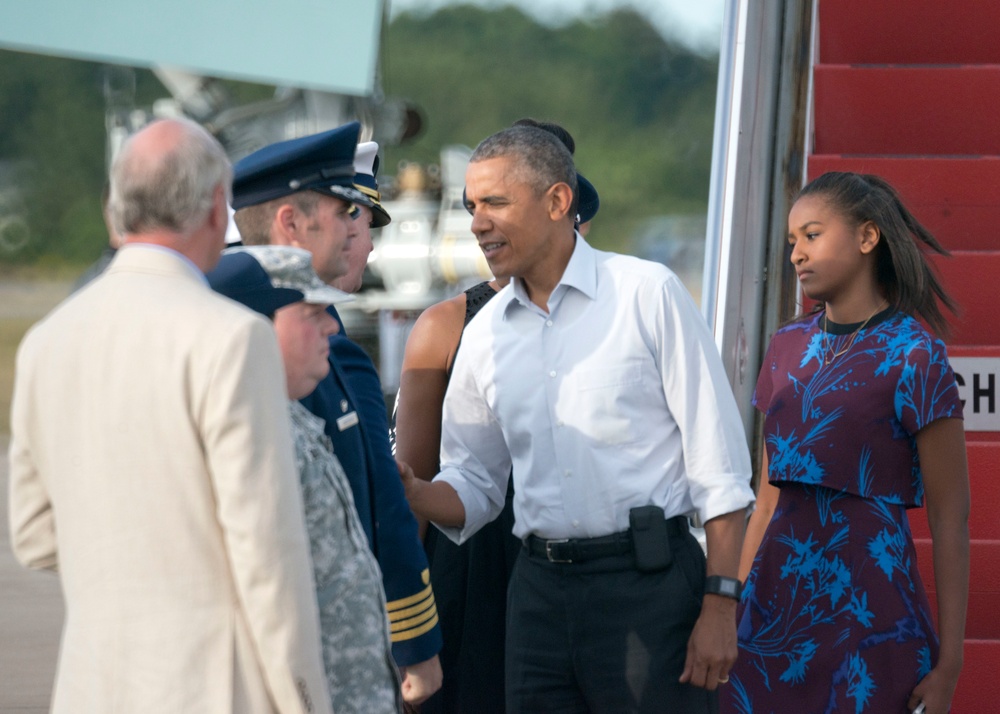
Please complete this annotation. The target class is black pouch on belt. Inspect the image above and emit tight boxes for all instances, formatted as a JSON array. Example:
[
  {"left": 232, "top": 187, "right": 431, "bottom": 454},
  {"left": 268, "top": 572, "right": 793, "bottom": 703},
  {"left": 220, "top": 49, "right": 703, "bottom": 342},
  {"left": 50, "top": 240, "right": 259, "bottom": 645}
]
[{"left": 629, "top": 505, "right": 672, "bottom": 573}]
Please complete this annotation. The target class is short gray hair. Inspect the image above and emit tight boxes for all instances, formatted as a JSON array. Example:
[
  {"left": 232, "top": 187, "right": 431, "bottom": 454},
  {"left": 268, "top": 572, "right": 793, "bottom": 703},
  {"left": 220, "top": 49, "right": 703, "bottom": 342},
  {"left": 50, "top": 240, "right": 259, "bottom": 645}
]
[
  {"left": 470, "top": 126, "right": 578, "bottom": 212},
  {"left": 108, "top": 118, "right": 232, "bottom": 236}
]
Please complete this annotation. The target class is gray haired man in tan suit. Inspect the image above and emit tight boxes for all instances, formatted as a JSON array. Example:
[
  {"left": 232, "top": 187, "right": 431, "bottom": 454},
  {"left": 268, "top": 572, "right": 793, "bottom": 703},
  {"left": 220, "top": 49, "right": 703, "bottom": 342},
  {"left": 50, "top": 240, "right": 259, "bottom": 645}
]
[{"left": 8, "top": 118, "right": 333, "bottom": 714}]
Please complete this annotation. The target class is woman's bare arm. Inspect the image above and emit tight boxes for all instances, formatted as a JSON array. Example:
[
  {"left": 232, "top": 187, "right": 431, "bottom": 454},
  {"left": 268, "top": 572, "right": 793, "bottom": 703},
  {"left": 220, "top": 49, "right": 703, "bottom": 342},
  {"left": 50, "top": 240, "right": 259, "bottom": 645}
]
[
  {"left": 908, "top": 417, "right": 969, "bottom": 714},
  {"left": 738, "top": 450, "right": 779, "bottom": 582},
  {"left": 394, "top": 296, "right": 466, "bottom": 538}
]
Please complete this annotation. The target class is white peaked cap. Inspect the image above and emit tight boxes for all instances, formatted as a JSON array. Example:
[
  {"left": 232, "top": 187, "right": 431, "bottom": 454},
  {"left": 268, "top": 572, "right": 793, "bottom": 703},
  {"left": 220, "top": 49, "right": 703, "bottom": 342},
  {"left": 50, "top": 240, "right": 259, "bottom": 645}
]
[
  {"left": 354, "top": 141, "right": 379, "bottom": 178},
  {"left": 225, "top": 203, "right": 242, "bottom": 245}
]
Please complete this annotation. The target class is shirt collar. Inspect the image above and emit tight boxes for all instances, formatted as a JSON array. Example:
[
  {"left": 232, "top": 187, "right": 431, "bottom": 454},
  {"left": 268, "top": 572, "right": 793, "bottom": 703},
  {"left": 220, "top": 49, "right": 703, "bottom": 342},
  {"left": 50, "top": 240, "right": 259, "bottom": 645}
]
[{"left": 502, "top": 233, "right": 598, "bottom": 318}]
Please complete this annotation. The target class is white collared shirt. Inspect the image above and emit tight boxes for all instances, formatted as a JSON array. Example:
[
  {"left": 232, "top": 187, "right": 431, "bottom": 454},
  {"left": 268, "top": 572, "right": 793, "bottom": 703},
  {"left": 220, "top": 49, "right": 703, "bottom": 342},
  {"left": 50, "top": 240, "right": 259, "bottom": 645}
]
[{"left": 434, "top": 237, "right": 755, "bottom": 543}]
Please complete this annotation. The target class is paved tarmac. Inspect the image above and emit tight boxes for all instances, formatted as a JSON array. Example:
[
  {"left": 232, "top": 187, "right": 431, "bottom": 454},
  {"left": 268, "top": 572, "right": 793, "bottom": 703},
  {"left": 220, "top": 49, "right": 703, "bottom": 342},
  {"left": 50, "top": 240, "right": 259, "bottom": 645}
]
[
  {"left": 0, "top": 436, "right": 63, "bottom": 712},
  {"left": 0, "top": 279, "right": 68, "bottom": 710}
]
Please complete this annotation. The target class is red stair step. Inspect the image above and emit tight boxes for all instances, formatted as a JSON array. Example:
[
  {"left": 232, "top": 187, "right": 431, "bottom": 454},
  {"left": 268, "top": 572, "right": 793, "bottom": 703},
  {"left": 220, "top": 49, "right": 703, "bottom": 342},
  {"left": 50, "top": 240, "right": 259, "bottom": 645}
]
[
  {"left": 950, "top": 347, "right": 1000, "bottom": 358},
  {"left": 814, "top": 66, "right": 1000, "bottom": 155},
  {"left": 807, "top": 155, "right": 1000, "bottom": 251},
  {"left": 925, "top": 589, "right": 1000, "bottom": 642},
  {"left": 908, "top": 442, "right": 1000, "bottom": 541},
  {"left": 915, "top": 539, "right": 1000, "bottom": 639},
  {"left": 928, "top": 252, "right": 1000, "bottom": 348},
  {"left": 914, "top": 539, "right": 1000, "bottom": 596},
  {"left": 819, "top": 0, "right": 1000, "bottom": 65},
  {"left": 953, "top": 640, "right": 1000, "bottom": 713}
]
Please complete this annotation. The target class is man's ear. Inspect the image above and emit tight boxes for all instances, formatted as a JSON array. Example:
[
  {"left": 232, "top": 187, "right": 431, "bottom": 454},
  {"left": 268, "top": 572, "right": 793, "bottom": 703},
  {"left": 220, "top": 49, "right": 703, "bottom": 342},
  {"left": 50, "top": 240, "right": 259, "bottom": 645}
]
[
  {"left": 272, "top": 203, "right": 299, "bottom": 247},
  {"left": 859, "top": 220, "right": 880, "bottom": 254},
  {"left": 546, "top": 182, "right": 574, "bottom": 222},
  {"left": 209, "top": 184, "right": 228, "bottom": 231}
]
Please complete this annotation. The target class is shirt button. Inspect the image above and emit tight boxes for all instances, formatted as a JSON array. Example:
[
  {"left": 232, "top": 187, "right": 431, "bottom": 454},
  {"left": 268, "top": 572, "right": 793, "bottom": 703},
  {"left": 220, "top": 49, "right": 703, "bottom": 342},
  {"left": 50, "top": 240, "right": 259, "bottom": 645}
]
[
  {"left": 572, "top": 520, "right": 580, "bottom": 528},
  {"left": 545, "top": 320, "right": 553, "bottom": 327},
  {"left": 564, "top": 470, "right": 571, "bottom": 478},
  {"left": 549, "top": 370, "right": 556, "bottom": 378}
]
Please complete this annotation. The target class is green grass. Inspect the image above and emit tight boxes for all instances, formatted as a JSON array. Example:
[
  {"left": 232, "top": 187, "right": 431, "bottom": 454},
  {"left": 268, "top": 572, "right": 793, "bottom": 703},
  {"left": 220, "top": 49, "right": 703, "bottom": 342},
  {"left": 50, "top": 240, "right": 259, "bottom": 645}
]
[
  {"left": 0, "top": 274, "right": 72, "bottom": 437},
  {"left": 0, "top": 261, "right": 85, "bottom": 281},
  {"left": 0, "top": 318, "right": 36, "bottom": 436}
]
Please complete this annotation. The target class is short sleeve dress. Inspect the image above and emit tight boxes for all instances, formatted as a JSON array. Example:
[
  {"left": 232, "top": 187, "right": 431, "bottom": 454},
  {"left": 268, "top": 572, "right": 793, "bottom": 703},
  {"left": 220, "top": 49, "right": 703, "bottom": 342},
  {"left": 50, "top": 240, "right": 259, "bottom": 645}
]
[{"left": 725, "top": 309, "right": 962, "bottom": 714}]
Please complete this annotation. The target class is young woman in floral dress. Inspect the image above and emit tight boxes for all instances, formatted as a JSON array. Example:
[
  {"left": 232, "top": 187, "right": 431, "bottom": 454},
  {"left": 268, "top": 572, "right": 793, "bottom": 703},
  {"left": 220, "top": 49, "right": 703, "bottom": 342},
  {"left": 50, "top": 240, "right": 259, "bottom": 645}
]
[{"left": 726, "top": 172, "right": 969, "bottom": 714}]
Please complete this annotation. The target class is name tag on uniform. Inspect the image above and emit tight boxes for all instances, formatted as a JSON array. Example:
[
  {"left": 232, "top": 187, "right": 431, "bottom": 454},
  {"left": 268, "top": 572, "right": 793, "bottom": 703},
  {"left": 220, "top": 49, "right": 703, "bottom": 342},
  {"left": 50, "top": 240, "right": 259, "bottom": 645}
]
[{"left": 336, "top": 411, "right": 360, "bottom": 431}]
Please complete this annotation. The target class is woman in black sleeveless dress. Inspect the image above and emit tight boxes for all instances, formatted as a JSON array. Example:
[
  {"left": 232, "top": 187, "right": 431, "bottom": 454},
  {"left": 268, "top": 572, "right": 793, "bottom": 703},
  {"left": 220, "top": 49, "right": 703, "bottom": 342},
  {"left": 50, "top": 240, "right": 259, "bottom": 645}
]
[{"left": 393, "top": 279, "right": 519, "bottom": 714}]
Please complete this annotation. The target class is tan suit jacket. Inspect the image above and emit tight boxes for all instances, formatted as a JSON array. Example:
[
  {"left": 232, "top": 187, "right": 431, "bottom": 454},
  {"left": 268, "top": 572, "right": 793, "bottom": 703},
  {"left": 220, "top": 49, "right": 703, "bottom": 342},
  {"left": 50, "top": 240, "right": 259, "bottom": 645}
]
[{"left": 8, "top": 246, "right": 334, "bottom": 714}]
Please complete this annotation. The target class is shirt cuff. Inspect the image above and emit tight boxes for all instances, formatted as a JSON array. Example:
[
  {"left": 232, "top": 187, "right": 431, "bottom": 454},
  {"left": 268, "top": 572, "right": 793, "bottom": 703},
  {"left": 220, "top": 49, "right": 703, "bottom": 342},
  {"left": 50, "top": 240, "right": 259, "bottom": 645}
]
[
  {"left": 432, "top": 469, "right": 499, "bottom": 545},
  {"left": 695, "top": 475, "right": 756, "bottom": 525}
]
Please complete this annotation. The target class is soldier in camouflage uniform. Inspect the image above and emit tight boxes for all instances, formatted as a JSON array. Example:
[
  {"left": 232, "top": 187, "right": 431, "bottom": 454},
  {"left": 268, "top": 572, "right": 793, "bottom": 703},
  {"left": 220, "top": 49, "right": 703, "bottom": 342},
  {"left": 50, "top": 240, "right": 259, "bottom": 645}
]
[{"left": 207, "top": 245, "right": 402, "bottom": 714}]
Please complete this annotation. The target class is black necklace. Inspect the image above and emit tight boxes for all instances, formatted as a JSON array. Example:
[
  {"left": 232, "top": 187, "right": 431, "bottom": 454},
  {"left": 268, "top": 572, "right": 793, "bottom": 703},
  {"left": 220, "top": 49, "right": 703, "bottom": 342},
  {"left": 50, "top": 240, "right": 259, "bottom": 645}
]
[{"left": 823, "top": 302, "right": 885, "bottom": 366}]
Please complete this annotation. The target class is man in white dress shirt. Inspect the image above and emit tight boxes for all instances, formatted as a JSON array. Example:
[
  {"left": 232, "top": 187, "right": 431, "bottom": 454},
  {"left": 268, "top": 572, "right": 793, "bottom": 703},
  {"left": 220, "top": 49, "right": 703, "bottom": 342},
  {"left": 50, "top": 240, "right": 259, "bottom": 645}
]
[{"left": 400, "top": 125, "right": 755, "bottom": 713}]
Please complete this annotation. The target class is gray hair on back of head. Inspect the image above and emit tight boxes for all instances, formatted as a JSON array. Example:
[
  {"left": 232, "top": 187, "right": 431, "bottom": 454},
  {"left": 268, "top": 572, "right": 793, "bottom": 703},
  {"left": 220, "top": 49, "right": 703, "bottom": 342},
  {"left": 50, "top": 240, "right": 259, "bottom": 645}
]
[
  {"left": 470, "top": 125, "right": 578, "bottom": 209},
  {"left": 108, "top": 118, "right": 232, "bottom": 237}
]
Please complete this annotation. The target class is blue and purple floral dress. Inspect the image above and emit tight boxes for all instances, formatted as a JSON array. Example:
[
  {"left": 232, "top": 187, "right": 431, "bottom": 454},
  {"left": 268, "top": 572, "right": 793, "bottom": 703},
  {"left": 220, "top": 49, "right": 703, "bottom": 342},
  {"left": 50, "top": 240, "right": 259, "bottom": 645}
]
[{"left": 726, "top": 309, "right": 962, "bottom": 714}]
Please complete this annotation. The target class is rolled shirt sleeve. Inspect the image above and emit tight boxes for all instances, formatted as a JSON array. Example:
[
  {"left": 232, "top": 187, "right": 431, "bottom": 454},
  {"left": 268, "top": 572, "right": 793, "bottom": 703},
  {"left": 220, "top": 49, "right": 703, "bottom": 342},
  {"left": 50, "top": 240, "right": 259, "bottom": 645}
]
[
  {"left": 652, "top": 274, "right": 756, "bottom": 524},
  {"left": 434, "top": 343, "right": 513, "bottom": 544}
]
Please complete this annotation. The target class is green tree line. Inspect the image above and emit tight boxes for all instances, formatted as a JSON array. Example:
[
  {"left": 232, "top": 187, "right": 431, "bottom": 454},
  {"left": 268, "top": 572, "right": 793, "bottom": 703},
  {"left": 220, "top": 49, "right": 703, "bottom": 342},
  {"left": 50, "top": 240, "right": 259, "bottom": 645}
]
[
  {"left": 383, "top": 5, "right": 718, "bottom": 250},
  {"left": 0, "top": 4, "right": 718, "bottom": 266}
]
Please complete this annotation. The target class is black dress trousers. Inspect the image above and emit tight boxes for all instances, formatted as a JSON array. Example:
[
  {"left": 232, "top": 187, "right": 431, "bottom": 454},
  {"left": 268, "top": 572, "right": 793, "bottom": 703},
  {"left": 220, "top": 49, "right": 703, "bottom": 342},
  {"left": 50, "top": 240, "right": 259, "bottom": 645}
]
[{"left": 505, "top": 529, "right": 717, "bottom": 714}]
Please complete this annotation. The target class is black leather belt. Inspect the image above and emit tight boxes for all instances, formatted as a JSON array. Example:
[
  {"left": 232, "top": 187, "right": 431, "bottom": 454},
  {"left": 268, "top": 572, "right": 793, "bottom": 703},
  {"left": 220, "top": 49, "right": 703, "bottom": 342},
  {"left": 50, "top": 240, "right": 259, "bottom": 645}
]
[{"left": 524, "top": 515, "right": 689, "bottom": 564}]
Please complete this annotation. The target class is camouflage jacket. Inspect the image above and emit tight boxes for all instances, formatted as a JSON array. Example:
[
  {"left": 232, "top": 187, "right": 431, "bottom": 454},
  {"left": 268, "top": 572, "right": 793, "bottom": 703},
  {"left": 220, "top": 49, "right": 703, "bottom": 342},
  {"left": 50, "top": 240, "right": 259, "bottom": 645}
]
[{"left": 289, "top": 401, "right": 402, "bottom": 714}]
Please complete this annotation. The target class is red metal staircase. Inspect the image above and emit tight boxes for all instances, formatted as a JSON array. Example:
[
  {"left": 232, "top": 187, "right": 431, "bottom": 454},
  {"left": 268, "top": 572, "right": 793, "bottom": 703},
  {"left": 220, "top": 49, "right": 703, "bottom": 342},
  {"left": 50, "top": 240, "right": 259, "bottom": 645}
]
[{"left": 808, "top": 1, "right": 1000, "bottom": 709}]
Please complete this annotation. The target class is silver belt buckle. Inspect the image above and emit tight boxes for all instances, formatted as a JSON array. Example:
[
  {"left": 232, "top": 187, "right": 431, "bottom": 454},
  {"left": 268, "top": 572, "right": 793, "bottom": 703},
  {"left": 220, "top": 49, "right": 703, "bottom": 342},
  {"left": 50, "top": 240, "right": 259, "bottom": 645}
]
[{"left": 545, "top": 538, "right": 571, "bottom": 563}]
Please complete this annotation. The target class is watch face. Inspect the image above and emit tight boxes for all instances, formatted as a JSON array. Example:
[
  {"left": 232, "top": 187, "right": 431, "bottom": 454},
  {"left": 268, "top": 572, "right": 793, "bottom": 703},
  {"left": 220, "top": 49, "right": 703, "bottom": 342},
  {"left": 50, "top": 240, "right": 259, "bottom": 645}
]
[
  {"left": 720, "top": 579, "right": 739, "bottom": 596},
  {"left": 707, "top": 575, "right": 741, "bottom": 599}
]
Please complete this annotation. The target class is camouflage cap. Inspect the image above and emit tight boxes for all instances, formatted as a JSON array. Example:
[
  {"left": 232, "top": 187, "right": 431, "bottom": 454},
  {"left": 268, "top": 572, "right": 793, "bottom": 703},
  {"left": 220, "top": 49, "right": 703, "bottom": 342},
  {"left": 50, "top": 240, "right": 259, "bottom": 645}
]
[{"left": 207, "top": 245, "right": 352, "bottom": 317}]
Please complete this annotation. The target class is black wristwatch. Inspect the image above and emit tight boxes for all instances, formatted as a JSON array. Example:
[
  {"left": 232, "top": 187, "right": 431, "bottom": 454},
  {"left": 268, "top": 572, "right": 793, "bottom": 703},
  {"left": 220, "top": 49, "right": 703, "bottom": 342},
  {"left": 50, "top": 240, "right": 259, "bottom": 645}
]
[{"left": 705, "top": 575, "right": 742, "bottom": 600}]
